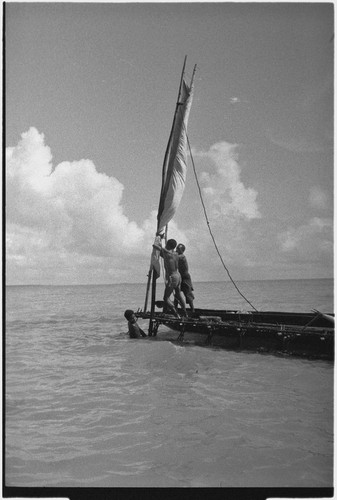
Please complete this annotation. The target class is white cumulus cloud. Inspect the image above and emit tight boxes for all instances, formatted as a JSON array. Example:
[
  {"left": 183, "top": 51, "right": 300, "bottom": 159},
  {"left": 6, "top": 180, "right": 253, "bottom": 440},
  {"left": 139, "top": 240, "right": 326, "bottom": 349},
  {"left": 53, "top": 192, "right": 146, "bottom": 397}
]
[
  {"left": 193, "top": 141, "right": 261, "bottom": 220},
  {"left": 6, "top": 127, "right": 146, "bottom": 257}
]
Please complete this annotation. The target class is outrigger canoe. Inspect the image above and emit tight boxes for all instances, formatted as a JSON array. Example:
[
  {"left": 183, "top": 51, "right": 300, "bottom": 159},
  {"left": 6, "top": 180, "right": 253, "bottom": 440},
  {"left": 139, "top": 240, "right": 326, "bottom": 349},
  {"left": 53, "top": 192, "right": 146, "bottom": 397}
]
[{"left": 131, "top": 58, "right": 334, "bottom": 361}]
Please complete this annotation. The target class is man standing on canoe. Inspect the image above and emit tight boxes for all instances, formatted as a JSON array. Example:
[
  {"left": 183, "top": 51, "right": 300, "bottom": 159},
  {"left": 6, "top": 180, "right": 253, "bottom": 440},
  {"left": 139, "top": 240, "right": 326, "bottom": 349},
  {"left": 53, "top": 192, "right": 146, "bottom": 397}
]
[
  {"left": 153, "top": 238, "right": 187, "bottom": 318},
  {"left": 174, "top": 243, "right": 195, "bottom": 313}
]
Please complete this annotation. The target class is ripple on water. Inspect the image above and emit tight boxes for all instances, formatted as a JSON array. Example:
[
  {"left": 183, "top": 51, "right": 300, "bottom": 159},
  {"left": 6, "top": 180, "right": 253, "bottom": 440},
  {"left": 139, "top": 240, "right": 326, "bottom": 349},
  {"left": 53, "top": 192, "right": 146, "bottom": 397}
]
[{"left": 5, "top": 283, "right": 334, "bottom": 487}]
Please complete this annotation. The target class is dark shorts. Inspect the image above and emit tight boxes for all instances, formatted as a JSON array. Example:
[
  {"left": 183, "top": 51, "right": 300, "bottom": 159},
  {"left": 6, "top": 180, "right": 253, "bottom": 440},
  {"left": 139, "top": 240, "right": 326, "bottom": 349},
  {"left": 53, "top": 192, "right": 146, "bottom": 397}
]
[{"left": 181, "top": 281, "right": 195, "bottom": 301}]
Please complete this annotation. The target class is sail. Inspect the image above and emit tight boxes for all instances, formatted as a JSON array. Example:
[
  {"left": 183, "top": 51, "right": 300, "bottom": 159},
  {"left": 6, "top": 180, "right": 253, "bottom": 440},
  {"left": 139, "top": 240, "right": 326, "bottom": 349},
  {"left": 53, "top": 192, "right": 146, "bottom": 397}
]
[{"left": 156, "top": 71, "right": 195, "bottom": 235}]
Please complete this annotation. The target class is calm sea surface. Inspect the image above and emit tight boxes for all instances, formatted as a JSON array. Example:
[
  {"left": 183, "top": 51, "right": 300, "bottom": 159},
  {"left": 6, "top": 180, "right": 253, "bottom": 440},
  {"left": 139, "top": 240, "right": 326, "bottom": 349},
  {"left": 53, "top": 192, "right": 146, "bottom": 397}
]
[{"left": 5, "top": 279, "right": 334, "bottom": 487}]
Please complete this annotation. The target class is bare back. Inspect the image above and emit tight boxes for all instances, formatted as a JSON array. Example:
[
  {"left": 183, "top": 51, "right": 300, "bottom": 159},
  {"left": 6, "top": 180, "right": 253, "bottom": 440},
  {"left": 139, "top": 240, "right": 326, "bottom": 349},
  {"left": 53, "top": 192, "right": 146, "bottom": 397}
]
[{"left": 161, "top": 249, "right": 179, "bottom": 277}]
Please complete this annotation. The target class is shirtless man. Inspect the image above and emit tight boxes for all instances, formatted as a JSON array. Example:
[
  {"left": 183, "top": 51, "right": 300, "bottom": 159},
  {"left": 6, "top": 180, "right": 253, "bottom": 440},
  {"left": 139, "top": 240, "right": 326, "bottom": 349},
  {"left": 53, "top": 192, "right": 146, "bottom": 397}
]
[
  {"left": 124, "top": 310, "right": 147, "bottom": 338},
  {"left": 174, "top": 243, "right": 195, "bottom": 313},
  {"left": 153, "top": 238, "right": 187, "bottom": 317}
]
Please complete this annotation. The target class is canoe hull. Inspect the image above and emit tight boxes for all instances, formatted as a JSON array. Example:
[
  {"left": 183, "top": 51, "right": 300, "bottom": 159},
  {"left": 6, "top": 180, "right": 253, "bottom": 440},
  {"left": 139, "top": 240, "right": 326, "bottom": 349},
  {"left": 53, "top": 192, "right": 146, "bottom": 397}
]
[{"left": 136, "top": 308, "right": 334, "bottom": 360}]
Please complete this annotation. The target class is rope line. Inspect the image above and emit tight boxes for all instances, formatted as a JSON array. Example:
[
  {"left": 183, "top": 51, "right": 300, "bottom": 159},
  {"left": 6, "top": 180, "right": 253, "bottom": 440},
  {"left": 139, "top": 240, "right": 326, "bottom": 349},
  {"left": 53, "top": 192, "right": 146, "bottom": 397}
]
[{"left": 185, "top": 132, "right": 258, "bottom": 312}]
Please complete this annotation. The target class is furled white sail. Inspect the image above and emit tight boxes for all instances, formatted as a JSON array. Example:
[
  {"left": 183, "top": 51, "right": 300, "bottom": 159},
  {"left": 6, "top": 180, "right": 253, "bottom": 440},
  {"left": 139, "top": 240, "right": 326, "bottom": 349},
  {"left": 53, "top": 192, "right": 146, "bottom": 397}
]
[{"left": 157, "top": 74, "right": 195, "bottom": 235}]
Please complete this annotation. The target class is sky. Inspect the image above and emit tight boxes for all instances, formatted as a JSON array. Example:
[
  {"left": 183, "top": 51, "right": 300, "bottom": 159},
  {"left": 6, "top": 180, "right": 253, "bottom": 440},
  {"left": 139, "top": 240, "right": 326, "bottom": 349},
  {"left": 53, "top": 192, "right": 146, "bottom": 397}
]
[{"left": 5, "top": 1, "right": 334, "bottom": 286}]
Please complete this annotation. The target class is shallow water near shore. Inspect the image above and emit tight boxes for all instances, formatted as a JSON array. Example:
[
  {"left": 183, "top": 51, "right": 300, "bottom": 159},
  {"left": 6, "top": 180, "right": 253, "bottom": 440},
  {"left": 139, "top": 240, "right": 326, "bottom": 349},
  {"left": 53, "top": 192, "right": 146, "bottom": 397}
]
[{"left": 5, "top": 279, "right": 334, "bottom": 487}]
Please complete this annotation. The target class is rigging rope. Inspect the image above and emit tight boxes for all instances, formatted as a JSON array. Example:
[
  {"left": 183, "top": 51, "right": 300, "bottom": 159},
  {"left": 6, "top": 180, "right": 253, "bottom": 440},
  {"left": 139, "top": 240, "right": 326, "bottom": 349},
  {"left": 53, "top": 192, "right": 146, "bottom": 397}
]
[{"left": 185, "top": 132, "right": 258, "bottom": 312}]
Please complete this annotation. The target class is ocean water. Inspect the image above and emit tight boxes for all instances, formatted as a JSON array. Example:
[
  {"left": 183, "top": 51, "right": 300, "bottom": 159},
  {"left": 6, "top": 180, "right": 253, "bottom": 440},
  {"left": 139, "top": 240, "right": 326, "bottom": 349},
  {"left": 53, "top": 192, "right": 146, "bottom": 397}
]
[{"left": 5, "top": 279, "right": 334, "bottom": 488}]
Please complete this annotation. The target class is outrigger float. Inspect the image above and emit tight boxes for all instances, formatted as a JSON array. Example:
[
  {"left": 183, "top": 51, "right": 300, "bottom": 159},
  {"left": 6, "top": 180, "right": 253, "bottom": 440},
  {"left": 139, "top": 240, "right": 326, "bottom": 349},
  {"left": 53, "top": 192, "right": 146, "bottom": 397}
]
[{"left": 131, "top": 58, "right": 334, "bottom": 360}]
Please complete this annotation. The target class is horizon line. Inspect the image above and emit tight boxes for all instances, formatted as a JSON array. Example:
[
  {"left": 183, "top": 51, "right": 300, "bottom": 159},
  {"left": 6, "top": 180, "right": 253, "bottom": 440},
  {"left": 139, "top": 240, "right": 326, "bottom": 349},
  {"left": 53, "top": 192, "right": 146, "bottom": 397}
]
[{"left": 5, "top": 277, "right": 334, "bottom": 287}]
